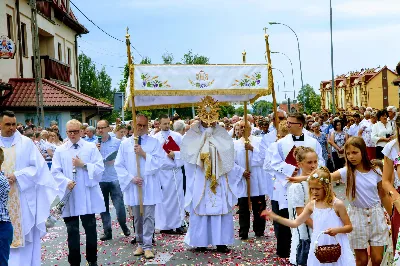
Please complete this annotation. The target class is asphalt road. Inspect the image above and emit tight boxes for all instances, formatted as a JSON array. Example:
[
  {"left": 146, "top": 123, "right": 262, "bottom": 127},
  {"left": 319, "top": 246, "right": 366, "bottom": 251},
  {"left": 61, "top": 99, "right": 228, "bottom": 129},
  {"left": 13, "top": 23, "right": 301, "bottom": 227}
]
[{"left": 41, "top": 184, "right": 347, "bottom": 265}]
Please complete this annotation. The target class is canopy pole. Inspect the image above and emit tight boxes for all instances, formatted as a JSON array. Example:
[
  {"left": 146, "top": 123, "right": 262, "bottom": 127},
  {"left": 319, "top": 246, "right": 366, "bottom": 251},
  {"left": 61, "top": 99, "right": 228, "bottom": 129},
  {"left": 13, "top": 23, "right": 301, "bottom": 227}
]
[
  {"left": 264, "top": 28, "right": 278, "bottom": 130},
  {"left": 242, "top": 50, "right": 251, "bottom": 211},
  {"left": 126, "top": 28, "right": 144, "bottom": 216}
]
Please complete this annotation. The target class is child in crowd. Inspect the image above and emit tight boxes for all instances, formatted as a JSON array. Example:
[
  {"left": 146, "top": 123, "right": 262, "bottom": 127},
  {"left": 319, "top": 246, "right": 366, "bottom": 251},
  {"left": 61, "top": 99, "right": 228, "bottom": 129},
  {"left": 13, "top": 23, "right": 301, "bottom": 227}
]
[
  {"left": 261, "top": 167, "right": 355, "bottom": 266},
  {"left": 330, "top": 137, "right": 390, "bottom": 266},
  {"left": 287, "top": 146, "right": 317, "bottom": 265}
]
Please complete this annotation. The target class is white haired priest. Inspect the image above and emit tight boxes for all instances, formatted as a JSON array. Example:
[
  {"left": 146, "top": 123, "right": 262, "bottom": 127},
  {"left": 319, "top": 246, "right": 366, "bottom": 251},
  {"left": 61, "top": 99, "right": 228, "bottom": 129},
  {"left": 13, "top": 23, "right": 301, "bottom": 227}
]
[{"left": 182, "top": 96, "right": 248, "bottom": 253}]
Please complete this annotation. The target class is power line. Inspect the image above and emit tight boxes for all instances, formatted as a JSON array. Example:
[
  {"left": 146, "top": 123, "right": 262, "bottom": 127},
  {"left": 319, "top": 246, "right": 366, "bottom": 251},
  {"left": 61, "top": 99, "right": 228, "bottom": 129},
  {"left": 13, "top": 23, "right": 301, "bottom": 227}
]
[{"left": 70, "top": 0, "right": 143, "bottom": 58}]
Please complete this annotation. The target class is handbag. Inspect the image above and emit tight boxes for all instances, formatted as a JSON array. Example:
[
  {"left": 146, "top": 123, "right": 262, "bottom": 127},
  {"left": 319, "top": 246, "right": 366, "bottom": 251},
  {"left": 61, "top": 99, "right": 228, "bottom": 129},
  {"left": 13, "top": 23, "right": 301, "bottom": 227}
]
[
  {"left": 314, "top": 231, "right": 342, "bottom": 263},
  {"left": 293, "top": 183, "right": 311, "bottom": 265}
]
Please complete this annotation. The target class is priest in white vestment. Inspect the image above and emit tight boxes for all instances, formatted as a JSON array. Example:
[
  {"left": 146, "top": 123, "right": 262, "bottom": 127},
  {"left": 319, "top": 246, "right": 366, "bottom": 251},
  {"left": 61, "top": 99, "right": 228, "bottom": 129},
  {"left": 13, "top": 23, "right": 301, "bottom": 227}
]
[
  {"left": 234, "top": 120, "right": 271, "bottom": 240},
  {"left": 0, "top": 110, "right": 59, "bottom": 266},
  {"left": 51, "top": 119, "right": 105, "bottom": 266},
  {"left": 182, "top": 96, "right": 247, "bottom": 253},
  {"left": 153, "top": 115, "right": 185, "bottom": 234},
  {"left": 115, "top": 114, "right": 167, "bottom": 260}
]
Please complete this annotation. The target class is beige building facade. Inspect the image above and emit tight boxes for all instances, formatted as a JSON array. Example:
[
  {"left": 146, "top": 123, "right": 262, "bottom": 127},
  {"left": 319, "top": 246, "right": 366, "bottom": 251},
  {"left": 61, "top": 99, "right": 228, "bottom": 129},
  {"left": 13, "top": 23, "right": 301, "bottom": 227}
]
[{"left": 320, "top": 66, "right": 398, "bottom": 112}]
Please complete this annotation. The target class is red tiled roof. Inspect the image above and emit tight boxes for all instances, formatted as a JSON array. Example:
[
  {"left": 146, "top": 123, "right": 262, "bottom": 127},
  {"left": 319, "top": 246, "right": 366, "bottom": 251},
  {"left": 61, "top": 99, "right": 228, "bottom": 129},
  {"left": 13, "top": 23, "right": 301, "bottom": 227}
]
[{"left": 1, "top": 78, "right": 112, "bottom": 109}]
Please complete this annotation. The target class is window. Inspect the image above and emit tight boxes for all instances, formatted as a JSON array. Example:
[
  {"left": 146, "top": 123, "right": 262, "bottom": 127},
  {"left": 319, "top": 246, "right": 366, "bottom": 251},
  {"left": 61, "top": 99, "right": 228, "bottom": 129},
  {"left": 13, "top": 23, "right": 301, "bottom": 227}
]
[
  {"left": 21, "top": 23, "right": 27, "bottom": 57},
  {"left": 6, "top": 14, "right": 13, "bottom": 40},
  {"left": 58, "top": 43, "right": 62, "bottom": 61},
  {"left": 67, "top": 48, "right": 71, "bottom": 65}
]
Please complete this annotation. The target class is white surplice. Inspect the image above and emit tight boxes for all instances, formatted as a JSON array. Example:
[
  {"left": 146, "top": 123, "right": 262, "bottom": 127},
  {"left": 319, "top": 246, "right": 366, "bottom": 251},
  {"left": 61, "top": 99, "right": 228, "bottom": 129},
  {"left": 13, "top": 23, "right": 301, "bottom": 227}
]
[
  {"left": 182, "top": 124, "right": 246, "bottom": 247},
  {"left": 153, "top": 130, "right": 185, "bottom": 230},
  {"left": 51, "top": 139, "right": 106, "bottom": 217},
  {"left": 270, "top": 133, "right": 325, "bottom": 179},
  {"left": 0, "top": 131, "right": 59, "bottom": 266},
  {"left": 234, "top": 136, "right": 272, "bottom": 197},
  {"left": 114, "top": 135, "right": 166, "bottom": 206}
]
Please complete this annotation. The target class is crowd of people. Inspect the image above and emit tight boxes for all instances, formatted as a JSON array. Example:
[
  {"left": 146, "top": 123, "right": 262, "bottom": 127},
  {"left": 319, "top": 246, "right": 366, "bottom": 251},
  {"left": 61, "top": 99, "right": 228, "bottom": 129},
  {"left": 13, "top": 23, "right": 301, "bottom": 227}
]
[{"left": 0, "top": 100, "right": 400, "bottom": 266}]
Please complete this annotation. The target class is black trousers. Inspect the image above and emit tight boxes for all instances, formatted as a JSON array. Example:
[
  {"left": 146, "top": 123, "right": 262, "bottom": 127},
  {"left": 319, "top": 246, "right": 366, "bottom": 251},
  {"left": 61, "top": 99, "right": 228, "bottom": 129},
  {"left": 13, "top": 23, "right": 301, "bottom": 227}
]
[
  {"left": 271, "top": 200, "right": 280, "bottom": 238},
  {"left": 238, "top": 195, "right": 266, "bottom": 236},
  {"left": 376, "top": 146, "right": 384, "bottom": 160},
  {"left": 332, "top": 151, "right": 345, "bottom": 170},
  {"left": 64, "top": 214, "right": 97, "bottom": 265},
  {"left": 275, "top": 208, "right": 291, "bottom": 258}
]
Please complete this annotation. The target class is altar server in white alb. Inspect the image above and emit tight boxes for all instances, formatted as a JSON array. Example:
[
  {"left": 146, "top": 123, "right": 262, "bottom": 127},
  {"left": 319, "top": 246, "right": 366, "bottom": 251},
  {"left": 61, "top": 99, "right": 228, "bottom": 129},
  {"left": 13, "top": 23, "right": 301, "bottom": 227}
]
[
  {"left": 234, "top": 120, "right": 271, "bottom": 240},
  {"left": 115, "top": 114, "right": 166, "bottom": 260},
  {"left": 0, "top": 111, "right": 59, "bottom": 266},
  {"left": 182, "top": 96, "right": 247, "bottom": 253},
  {"left": 270, "top": 113, "right": 324, "bottom": 258},
  {"left": 51, "top": 119, "right": 105, "bottom": 266},
  {"left": 153, "top": 114, "right": 185, "bottom": 234}
]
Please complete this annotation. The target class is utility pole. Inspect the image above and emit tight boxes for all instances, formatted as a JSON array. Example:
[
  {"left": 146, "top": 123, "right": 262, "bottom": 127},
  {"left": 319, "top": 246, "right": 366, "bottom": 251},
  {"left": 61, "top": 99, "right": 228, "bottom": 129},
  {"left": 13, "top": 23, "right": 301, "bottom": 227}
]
[{"left": 30, "top": 0, "right": 45, "bottom": 126}]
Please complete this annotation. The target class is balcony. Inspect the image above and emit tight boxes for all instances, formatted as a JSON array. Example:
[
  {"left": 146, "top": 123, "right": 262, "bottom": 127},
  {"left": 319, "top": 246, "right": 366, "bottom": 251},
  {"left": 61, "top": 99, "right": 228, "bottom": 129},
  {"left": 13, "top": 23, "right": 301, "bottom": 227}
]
[
  {"left": 32, "top": 56, "right": 71, "bottom": 84},
  {"left": 36, "top": 1, "right": 52, "bottom": 20}
]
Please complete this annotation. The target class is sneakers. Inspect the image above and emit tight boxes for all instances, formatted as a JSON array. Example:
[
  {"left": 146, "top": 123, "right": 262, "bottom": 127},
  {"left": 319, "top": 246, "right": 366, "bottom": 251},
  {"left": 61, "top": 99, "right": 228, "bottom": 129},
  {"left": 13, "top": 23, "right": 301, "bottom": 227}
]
[
  {"left": 133, "top": 247, "right": 144, "bottom": 256},
  {"left": 100, "top": 230, "right": 112, "bottom": 241},
  {"left": 144, "top": 250, "right": 155, "bottom": 259}
]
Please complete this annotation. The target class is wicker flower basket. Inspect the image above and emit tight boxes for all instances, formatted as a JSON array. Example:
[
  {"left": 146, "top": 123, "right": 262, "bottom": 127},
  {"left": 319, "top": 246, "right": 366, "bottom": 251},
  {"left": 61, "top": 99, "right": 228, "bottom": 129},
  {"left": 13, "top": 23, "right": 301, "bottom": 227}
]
[{"left": 314, "top": 231, "right": 342, "bottom": 263}]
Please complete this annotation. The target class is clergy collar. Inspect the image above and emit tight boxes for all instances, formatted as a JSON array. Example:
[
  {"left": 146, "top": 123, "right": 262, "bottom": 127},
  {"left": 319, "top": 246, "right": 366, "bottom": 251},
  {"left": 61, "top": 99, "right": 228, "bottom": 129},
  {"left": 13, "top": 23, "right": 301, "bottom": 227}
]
[
  {"left": 292, "top": 134, "right": 304, "bottom": 141},
  {"left": 66, "top": 138, "right": 85, "bottom": 149}
]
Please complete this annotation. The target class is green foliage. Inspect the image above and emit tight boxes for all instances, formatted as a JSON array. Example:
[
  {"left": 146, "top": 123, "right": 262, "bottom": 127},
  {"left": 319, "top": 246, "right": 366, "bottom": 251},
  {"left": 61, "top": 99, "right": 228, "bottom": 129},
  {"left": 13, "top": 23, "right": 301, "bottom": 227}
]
[
  {"left": 219, "top": 105, "right": 236, "bottom": 118},
  {"left": 79, "top": 53, "right": 114, "bottom": 103},
  {"left": 296, "top": 84, "right": 321, "bottom": 114},
  {"left": 162, "top": 52, "right": 174, "bottom": 64},
  {"left": 182, "top": 50, "right": 209, "bottom": 64},
  {"left": 252, "top": 100, "right": 273, "bottom": 116},
  {"left": 118, "top": 63, "right": 129, "bottom": 92},
  {"left": 396, "top": 61, "right": 400, "bottom": 75},
  {"left": 235, "top": 106, "right": 244, "bottom": 116}
]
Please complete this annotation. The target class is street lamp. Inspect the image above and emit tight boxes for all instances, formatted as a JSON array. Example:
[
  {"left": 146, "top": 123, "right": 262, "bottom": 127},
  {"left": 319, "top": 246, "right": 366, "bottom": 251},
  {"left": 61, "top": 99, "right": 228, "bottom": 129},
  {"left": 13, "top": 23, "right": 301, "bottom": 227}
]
[
  {"left": 272, "top": 67, "right": 286, "bottom": 92},
  {"left": 272, "top": 51, "right": 295, "bottom": 98},
  {"left": 269, "top": 22, "right": 304, "bottom": 91},
  {"left": 329, "top": 0, "right": 336, "bottom": 114}
]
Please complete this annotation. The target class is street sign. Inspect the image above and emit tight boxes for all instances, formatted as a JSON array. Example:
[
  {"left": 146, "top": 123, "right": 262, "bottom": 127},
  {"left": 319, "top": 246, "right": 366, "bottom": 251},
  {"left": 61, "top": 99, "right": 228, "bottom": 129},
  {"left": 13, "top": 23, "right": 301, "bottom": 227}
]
[{"left": 114, "top": 92, "right": 124, "bottom": 111}]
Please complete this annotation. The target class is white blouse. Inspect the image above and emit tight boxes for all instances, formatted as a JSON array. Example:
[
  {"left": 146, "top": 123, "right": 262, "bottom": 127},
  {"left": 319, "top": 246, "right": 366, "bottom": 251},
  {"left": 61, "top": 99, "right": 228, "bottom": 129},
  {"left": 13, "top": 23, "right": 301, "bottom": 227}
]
[{"left": 371, "top": 121, "right": 394, "bottom": 147}]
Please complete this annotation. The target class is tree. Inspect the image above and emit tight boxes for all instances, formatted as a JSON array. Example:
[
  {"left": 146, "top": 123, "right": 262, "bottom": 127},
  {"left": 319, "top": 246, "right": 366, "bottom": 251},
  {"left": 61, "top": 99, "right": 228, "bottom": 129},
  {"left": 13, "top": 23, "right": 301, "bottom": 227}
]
[
  {"left": 140, "top": 56, "right": 152, "bottom": 64},
  {"left": 252, "top": 100, "right": 273, "bottom": 116},
  {"left": 296, "top": 84, "right": 321, "bottom": 114},
  {"left": 235, "top": 106, "right": 244, "bottom": 116},
  {"left": 79, "top": 53, "right": 114, "bottom": 103},
  {"left": 182, "top": 50, "right": 209, "bottom": 64},
  {"left": 219, "top": 105, "right": 236, "bottom": 118},
  {"left": 118, "top": 63, "right": 129, "bottom": 92}
]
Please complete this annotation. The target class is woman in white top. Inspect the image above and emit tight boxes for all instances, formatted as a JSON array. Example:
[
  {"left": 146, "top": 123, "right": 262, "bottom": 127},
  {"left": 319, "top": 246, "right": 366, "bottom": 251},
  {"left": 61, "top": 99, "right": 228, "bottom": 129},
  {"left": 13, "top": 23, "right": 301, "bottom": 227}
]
[
  {"left": 371, "top": 109, "right": 395, "bottom": 159},
  {"left": 287, "top": 146, "right": 316, "bottom": 265},
  {"left": 331, "top": 136, "right": 390, "bottom": 266}
]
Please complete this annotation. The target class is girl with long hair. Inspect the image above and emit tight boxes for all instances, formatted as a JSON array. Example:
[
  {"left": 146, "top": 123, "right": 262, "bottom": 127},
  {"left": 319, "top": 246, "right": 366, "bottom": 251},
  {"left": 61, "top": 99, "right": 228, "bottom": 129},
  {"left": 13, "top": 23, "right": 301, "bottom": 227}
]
[
  {"left": 262, "top": 167, "right": 355, "bottom": 266},
  {"left": 330, "top": 137, "right": 390, "bottom": 266}
]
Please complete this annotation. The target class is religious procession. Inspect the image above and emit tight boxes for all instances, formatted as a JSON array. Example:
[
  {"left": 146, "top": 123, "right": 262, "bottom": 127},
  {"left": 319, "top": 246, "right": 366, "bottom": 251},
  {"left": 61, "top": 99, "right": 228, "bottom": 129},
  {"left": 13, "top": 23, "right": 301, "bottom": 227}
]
[{"left": 1, "top": 0, "right": 400, "bottom": 265}]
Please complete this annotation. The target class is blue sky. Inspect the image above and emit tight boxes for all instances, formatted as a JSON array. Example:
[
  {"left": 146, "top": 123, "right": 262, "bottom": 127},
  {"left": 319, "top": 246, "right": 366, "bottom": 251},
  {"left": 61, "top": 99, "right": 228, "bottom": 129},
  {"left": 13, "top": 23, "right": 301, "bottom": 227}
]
[{"left": 73, "top": 0, "right": 400, "bottom": 103}]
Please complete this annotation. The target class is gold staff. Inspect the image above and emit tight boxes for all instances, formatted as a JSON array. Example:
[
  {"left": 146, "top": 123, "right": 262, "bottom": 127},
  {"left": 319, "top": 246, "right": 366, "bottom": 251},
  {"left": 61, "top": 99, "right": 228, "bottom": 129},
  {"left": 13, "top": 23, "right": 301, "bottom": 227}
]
[
  {"left": 126, "top": 28, "right": 144, "bottom": 216},
  {"left": 242, "top": 50, "right": 252, "bottom": 211},
  {"left": 264, "top": 27, "right": 278, "bottom": 130}
]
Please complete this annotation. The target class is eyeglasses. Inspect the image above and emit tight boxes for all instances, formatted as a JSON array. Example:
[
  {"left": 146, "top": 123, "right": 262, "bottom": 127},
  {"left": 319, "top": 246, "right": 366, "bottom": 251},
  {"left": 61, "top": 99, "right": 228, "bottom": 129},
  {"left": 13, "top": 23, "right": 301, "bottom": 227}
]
[
  {"left": 97, "top": 126, "right": 108, "bottom": 130},
  {"left": 287, "top": 121, "right": 302, "bottom": 126},
  {"left": 67, "top": 130, "right": 80, "bottom": 135},
  {"left": 278, "top": 117, "right": 285, "bottom": 120},
  {"left": 137, "top": 124, "right": 147, "bottom": 128}
]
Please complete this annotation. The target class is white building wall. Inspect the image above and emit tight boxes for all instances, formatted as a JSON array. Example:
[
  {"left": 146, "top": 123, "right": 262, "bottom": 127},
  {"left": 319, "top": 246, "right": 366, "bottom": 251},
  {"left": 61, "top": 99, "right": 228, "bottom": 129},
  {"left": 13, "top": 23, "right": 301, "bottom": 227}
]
[{"left": 0, "top": 0, "right": 80, "bottom": 88}]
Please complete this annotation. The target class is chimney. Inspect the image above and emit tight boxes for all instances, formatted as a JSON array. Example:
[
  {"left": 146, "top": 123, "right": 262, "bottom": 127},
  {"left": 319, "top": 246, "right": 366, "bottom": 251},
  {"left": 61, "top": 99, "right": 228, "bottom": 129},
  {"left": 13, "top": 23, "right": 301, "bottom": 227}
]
[{"left": 66, "top": 0, "right": 70, "bottom": 12}]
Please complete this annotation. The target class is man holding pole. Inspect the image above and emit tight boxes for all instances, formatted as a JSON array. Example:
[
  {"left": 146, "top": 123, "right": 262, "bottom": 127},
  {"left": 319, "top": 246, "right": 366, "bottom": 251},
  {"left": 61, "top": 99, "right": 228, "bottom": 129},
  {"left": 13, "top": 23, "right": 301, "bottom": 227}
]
[
  {"left": 115, "top": 114, "right": 166, "bottom": 259},
  {"left": 153, "top": 114, "right": 186, "bottom": 234},
  {"left": 182, "top": 96, "right": 248, "bottom": 253},
  {"left": 234, "top": 120, "right": 270, "bottom": 240}
]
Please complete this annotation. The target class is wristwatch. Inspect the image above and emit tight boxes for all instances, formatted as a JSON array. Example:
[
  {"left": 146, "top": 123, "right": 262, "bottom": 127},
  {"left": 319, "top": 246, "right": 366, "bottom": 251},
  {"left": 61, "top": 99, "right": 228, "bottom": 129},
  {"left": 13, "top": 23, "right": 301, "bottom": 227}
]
[{"left": 83, "top": 163, "right": 88, "bottom": 170}]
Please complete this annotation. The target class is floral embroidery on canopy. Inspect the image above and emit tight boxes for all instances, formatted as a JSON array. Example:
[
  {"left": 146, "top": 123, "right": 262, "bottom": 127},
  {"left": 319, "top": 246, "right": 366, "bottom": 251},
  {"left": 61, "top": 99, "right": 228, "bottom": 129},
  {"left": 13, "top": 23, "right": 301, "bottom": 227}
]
[
  {"left": 140, "top": 73, "right": 171, "bottom": 88},
  {"left": 232, "top": 72, "right": 262, "bottom": 87}
]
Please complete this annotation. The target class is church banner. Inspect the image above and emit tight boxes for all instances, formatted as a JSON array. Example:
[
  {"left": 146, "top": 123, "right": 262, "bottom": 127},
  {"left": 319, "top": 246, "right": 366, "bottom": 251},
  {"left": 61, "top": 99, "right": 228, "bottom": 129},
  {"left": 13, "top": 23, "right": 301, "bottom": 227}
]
[{"left": 126, "top": 64, "right": 270, "bottom": 109}]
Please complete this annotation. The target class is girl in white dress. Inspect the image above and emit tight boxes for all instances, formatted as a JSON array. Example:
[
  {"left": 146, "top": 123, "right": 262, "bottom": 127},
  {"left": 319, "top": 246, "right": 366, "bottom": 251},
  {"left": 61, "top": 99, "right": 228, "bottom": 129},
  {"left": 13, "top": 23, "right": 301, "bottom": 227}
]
[
  {"left": 262, "top": 167, "right": 355, "bottom": 266},
  {"left": 287, "top": 146, "right": 317, "bottom": 265},
  {"left": 331, "top": 137, "right": 390, "bottom": 266}
]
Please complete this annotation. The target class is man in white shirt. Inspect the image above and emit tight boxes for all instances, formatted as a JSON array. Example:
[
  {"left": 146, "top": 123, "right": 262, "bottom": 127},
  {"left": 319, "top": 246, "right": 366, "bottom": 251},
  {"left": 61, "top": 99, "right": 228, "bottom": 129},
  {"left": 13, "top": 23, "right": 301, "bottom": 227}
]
[
  {"left": 51, "top": 119, "right": 105, "bottom": 266},
  {"left": 150, "top": 119, "right": 160, "bottom": 136},
  {"left": 153, "top": 115, "right": 185, "bottom": 234},
  {"left": 346, "top": 113, "right": 361, "bottom": 139},
  {"left": 387, "top": 106, "right": 397, "bottom": 132},
  {"left": 115, "top": 114, "right": 166, "bottom": 259},
  {"left": 358, "top": 111, "right": 377, "bottom": 159}
]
